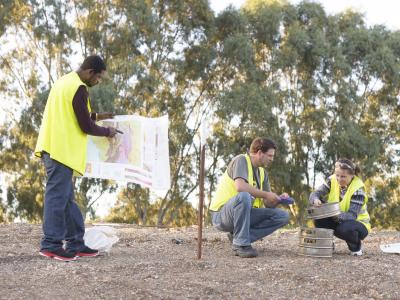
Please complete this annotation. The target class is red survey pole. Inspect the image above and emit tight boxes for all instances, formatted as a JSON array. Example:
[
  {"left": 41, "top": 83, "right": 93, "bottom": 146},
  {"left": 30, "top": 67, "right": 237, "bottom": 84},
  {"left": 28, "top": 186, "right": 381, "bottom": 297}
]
[{"left": 197, "top": 143, "right": 206, "bottom": 259}]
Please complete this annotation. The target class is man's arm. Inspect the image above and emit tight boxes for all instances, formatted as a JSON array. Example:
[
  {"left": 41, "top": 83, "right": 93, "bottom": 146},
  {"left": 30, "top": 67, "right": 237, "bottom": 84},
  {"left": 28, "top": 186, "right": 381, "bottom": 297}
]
[
  {"left": 234, "top": 178, "right": 279, "bottom": 207},
  {"left": 72, "top": 86, "right": 116, "bottom": 137}
]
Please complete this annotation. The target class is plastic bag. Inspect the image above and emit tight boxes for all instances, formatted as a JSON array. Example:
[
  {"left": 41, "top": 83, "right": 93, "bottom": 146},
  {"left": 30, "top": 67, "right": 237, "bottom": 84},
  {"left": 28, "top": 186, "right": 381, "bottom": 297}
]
[{"left": 83, "top": 226, "right": 119, "bottom": 252}]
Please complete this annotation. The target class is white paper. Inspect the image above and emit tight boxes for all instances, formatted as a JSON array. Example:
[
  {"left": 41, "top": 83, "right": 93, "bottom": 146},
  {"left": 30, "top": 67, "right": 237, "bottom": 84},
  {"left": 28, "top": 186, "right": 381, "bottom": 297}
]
[
  {"left": 84, "top": 115, "right": 170, "bottom": 194},
  {"left": 380, "top": 243, "right": 400, "bottom": 254}
]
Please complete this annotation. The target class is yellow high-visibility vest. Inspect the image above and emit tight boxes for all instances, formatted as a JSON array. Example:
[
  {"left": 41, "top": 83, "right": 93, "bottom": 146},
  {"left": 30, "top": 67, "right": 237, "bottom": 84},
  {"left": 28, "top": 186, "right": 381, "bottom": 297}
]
[
  {"left": 210, "top": 154, "right": 265, "bottom": 211},
  {"left": 328, "top": 175, "right": 371, "bottom": 231},
  {"left": 34, "top": 71, "right": 91, "bottom": 175}
]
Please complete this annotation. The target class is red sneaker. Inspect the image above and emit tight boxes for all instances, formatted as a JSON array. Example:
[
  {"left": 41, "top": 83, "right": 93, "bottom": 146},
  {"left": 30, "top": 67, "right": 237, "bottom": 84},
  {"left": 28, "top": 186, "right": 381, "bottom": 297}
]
[
  {"left": 39, "top": 249, "right": 77, "bottom": 261},
  {"left": 75, "top": 246, "right": 99, "bottom": 257}
]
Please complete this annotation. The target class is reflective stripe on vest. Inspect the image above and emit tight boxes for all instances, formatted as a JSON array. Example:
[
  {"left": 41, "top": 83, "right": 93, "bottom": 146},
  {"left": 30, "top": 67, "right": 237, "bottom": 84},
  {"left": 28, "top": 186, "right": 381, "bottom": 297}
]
[
  {"left": 209, "top": 154, "right": 265, "bottom": 211},
  {"left": 34, "top": 71, "right": 91, "bottom": 175},
  {"left": 328, "top": 175, "right": 371, "bottom": 231}
]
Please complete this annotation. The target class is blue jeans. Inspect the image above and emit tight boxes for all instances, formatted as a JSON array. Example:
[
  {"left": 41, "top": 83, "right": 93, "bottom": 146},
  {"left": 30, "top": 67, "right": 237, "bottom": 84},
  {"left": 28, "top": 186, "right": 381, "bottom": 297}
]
[
  {"left": 40, "top": 153, "right": 85, "bottom": 252},
  {"left": 211, "top": 192, "right": 290, "bottom": 246}
]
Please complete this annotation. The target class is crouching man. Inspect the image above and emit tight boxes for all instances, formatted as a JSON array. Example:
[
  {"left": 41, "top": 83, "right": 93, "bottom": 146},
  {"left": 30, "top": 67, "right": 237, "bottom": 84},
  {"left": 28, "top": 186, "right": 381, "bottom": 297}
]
[{"left": 209, "top": 137, "right": 289, "bottom": 258}]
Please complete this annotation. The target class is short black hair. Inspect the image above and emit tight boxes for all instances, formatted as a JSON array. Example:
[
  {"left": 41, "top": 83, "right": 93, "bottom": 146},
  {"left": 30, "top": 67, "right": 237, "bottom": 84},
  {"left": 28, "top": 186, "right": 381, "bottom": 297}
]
[
  {"left": 250, "top": 137, "right": 277, "bottom": 154},
  {"left": 80, "top": 55, "right": 106, "bottom": 73}
]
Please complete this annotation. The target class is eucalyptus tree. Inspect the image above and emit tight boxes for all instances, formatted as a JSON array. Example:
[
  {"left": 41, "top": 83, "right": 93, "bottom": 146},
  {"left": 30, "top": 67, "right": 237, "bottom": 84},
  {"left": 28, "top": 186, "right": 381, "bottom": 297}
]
[
  {"left": 208, "top": 0, "right": 400, "bottom": 225},
  {"left": 0, "top": 1, "right": 132, "bottom": 221},
  {"left": 1, "top": 0, "right": 399, "bottom": 227},
  {"left": 0, "top": 0, "right": 218, "bottom": 225},
  {"left": 85, "top": 0, "right": 217, "bottom": 225}
]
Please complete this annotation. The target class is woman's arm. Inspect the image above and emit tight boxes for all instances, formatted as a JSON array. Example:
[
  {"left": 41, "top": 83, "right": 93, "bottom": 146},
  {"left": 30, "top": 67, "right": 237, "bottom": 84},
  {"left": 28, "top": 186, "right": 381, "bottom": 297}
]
[
  {"left": 309, "top": 178, "right": 331, "bottom": 205},
  {"left": 338, "top": 188, "right": 365, "bottom": 222}
]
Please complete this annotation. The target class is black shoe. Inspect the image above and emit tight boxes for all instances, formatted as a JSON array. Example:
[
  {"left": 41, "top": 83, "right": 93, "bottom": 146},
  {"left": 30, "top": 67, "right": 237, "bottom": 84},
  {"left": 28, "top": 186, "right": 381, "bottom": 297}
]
[
  {"left": 232, "top": 245, "right": 258, "bottom": 258},
  {"left": 39, "top": 249, "right": 77, "bottom": 261},
  {"left": 75, "top": 246, "right": 99, "bottom": 257},
  {"left": 227, "top": 232, "right": 233, "bottom": 244}
]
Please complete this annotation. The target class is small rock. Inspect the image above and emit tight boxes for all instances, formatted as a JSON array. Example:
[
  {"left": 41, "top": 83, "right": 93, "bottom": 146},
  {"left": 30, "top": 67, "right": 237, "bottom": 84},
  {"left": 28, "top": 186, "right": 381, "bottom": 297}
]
[
  {"left": 171, "top": 238, "right": 183, "bottom": 244},
  {"left": 246, "top": 282, "right": 255, "bottom": 287}
]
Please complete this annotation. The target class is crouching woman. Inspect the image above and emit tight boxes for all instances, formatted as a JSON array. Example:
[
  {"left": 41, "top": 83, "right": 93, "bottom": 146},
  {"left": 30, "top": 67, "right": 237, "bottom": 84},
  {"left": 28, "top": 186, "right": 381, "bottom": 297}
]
[{"left": 309, "top": 158, "right": 370, "bottom": 256}]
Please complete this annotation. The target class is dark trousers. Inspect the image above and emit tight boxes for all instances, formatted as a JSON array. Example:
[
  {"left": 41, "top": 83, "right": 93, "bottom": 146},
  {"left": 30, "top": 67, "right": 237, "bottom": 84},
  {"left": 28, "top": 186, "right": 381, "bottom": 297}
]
[
  {"left": 40, "top": 153, "right": 85, "bottom": 252},
  {"left": 314, "top": 217, "right": 368, "bottom": 252}
]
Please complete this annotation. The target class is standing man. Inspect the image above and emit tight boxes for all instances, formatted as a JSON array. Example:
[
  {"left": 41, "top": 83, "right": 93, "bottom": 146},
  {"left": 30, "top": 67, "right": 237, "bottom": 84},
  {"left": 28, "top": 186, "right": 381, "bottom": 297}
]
[
  {"left": 35, "top": 55, "right": 118, "bottom": 261},
  {"left": 209, "top": 137, "right": 290, "bottom": 258}
]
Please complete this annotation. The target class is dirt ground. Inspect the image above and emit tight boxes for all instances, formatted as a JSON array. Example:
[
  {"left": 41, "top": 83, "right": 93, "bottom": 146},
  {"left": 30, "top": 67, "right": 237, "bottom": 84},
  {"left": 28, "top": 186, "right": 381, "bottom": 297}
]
[{"left": 0, "top": 223, "right": 399, "bottom": 300}]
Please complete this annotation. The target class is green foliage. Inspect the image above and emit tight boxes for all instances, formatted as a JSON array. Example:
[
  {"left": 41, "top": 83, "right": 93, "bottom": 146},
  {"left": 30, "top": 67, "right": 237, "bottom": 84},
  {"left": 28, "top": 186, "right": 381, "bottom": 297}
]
[
  {"left": 0, "top": 1, "right": 30, "bottom": 36},
  {"left": 105, "top": 184, "right": 197, "bottom": 226},
  {"left": 105, "top": 184, "right": 152, "bottom": 225},
  {"left": 368, "top": 176, "right": 400, "bottom": 230},
  {"left": 209, "top": 0, "right": 400, "bottom": 226},
  {"left": 0, "top": 186, "right": 7, "bottom": 223},
  {"left": 0, "top": 0, "right": 399, "bottom": 228},
  {"left": 0, "top": 91, "right": 48, "bottom": 222}
]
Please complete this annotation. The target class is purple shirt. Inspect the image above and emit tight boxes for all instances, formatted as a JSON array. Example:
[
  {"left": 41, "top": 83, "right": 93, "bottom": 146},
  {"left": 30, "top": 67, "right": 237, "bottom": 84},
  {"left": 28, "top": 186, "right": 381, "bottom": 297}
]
[{"left": 72, "top": 86, "right": 110, "bottom": 136}]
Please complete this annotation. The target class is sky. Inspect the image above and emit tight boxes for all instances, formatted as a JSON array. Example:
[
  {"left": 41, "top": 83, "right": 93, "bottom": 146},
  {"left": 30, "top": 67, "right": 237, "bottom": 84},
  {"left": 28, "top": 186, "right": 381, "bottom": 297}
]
[{"left": 210, "top": 0, "right": 400, "bottom": 30}]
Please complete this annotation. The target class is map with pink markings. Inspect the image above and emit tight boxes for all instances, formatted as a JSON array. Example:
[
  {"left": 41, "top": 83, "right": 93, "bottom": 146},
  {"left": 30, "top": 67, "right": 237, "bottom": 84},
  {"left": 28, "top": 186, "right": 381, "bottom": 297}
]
[{"left": 84, "top": 115, "right": 170, "bottom": 194}]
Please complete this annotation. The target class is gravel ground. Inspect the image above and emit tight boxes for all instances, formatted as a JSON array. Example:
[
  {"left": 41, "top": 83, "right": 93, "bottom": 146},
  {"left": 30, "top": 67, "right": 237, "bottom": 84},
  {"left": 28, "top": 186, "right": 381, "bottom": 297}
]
[{"left": 0, "top": 223, "right": 399, "bottom": 299}]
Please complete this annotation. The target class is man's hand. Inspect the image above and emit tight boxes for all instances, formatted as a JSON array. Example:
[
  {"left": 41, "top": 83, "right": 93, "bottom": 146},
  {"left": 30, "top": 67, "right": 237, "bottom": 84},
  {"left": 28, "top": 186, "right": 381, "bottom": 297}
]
[
  {"left": 97, "top": 112, "right": 115, "bottom": 121},
  {"left": 108, "top": 127, "right": 118, "bottom": 137},
  {"left": 263, "top": 192, "right": 280, "bottom": 208},
  {"left": 312, "top": 198, "right": 322, "bottom": 206}
]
